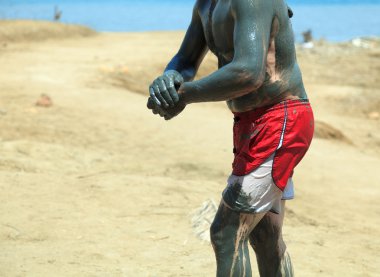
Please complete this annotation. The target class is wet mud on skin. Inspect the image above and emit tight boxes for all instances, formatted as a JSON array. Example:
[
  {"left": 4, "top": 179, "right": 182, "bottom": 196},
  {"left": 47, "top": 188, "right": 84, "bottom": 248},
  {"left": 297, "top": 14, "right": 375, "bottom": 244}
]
[
  {"left": 207, "top": 0, "right": 219, "bottom": 57},
  {"left": 146, "top": 0, "right": 310, "bottom": 116},
  {"left": 211, "top": 195, "right": 295, "bottom": 276},
  {"left": 211, "top": 201, "right": 295, "bottom": 276},
  {"left": 210, "top": 202, "right": 266, "bottom": 277},
  {"left": 147, "top": 0, "right": 309, "bottom": 276},
  {"left": 149, "top": 0, "right": 308, "bottom": 116},
  {"left": 230, "top": 214, "right": 256, "bottom": 277},
  {"left": 249, "top": 202, "right": 294, "bottom": 276}
]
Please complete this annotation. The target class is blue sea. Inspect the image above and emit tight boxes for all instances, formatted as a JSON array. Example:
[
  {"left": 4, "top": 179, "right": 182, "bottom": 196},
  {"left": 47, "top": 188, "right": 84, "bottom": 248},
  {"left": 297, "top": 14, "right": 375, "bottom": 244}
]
[{"left": 0, "top": 0, "right": 380, "bottom": 42}]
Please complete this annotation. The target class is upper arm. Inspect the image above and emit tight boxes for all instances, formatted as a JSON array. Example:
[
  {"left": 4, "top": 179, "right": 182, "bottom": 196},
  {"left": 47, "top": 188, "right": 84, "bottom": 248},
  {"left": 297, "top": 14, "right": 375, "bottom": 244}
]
[
  {"left": 231, "top": 0, "right": 274, "bottom": 82},
  {"left": 165, "top": 1, "right": 208, "bottom": 79}
]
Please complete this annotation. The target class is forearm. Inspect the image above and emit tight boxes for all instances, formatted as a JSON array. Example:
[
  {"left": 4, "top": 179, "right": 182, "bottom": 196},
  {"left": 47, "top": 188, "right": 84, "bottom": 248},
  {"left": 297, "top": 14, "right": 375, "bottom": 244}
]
[
  {"left": 179, "top": 62, "right": 263, "bottom": 104},
  {"left": 164, "top": 54, "right": 198, "bottom": 82}
]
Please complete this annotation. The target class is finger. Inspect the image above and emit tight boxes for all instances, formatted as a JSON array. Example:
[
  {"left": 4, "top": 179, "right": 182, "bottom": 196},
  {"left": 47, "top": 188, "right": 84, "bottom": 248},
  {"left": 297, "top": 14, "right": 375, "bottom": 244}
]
[
  {"left": 149, "top": 87, "right": 161, "bottom": 106},
  {"left": 152, "top": 104, "right": 166, "bottom": 117},
  {"left": 158, "top": 108, "right": 166, "bottom": 117},
  {"left": 147, "top": 97, "right": 155, "bottom": 109},
  {"left": 153, "top": 107, "right": 165, "bottom": 116},
  {"left": 152, "top": 107, "right": 159, "bottom": 114},
  {"left": 164, "top": 114, "right": 174, "bottom": 121},
  {"left": 153, "top": 83, "right": 169, "bottom": 108},
  {"left": 163, "top": 75, "right": 179, "bottom": 104},
  {"left": 157, "top": 79, "right": 174, "bottom": 107},
  {"left": 173, "top": 74, "right": 184, "bottom": 89}
]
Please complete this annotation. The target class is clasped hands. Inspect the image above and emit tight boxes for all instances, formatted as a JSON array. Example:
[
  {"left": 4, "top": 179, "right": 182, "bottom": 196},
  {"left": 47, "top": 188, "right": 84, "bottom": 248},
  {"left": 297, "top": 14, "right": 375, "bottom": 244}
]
[{"left": 147, "top": 70, "right": 186, "bottom": 120}]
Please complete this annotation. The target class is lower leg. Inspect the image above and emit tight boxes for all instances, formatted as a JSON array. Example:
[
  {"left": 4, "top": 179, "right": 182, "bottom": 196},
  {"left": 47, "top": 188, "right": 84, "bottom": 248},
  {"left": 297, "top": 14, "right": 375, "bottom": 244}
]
[
  {"left": 275, "top": 251, "right": 294, "bottom": 277},
  {"left": 253, "top": 239, "right": 294, "bottom": 277}
]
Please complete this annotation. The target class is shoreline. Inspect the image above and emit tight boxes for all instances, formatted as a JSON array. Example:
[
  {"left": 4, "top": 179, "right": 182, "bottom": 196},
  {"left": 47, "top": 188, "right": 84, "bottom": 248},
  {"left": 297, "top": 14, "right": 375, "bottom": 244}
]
[
  {"left": 1, "top": 19, "right": 379, "bottom": 44},
  {"left": 1, "top": 1, "right": 380, "bottom": 41}
]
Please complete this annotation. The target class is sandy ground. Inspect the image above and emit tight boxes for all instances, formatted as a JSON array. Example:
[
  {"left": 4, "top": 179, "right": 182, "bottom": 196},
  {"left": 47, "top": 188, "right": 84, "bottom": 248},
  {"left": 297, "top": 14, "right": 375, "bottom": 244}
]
[{"left": 0, "top": 21, "right": 379, "bottom": 276}]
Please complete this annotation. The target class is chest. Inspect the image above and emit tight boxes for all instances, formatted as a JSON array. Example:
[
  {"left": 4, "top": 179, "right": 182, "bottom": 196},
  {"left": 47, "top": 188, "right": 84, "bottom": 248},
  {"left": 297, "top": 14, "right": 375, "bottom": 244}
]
[{"left": 199, "top": 0, "right": 234, "bottom": 60}]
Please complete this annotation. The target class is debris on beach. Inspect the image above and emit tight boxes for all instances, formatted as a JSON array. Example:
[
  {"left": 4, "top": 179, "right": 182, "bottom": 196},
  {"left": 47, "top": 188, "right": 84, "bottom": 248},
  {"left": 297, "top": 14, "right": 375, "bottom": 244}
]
[
  {"left": 351, "top": 37, "right": 379, "bottom": 49},
  {"left": 352, "top": 38, "right": 371, "bottom": 49},
  {"left": 191, "top": 199, "right": 217, "bottom": 242},
  {"left": 35, "top": 94, "right": 53, "bottom": 107},
  {"left": 301, "top": 29, "right": 314, "bottom": 49}
]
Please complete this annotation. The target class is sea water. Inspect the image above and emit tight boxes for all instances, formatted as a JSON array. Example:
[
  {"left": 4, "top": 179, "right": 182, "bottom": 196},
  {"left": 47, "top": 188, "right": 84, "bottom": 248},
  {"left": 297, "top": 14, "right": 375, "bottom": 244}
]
[{"left": 0, "top": 0, "right": 379, "bottom": 42}]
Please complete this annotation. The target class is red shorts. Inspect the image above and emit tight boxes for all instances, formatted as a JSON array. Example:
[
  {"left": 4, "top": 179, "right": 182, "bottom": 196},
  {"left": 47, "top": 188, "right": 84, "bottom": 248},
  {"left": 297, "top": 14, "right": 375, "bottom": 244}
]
[{"left": 232, "top": 99, "right": 314, "bottom": 191}]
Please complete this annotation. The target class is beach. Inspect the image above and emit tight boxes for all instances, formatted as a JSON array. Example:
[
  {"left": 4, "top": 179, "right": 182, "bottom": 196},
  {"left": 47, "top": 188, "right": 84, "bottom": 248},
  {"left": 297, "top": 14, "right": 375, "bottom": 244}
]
[
  {"left": 0, "top": 21, "right": 380, "bottom": 276},
  {"left": 1, "top": 0, "right": 380, "bottom": 41}
]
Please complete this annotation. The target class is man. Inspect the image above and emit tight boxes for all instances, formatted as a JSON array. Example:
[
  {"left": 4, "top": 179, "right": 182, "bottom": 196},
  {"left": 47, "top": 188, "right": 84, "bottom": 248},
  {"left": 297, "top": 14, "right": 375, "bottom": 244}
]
[{"left": 147, "top": 0, "right": 314, "bottom": 276}]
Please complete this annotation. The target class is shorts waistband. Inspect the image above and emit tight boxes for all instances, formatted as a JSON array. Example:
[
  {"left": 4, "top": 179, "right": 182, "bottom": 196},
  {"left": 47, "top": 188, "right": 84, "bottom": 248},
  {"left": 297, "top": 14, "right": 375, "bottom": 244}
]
[{"left": 233, "top": 99, "right": 310, "bottom": 121}]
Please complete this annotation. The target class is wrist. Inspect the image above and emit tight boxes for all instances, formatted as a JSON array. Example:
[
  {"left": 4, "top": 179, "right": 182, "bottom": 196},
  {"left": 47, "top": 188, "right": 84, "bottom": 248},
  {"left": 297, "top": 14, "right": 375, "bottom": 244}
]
[
  {"left": 178, "top": 83, "right": 190, "bottom": 105},
  {"left": 164, "top": 69, "right": 182, "bottom": 79}
]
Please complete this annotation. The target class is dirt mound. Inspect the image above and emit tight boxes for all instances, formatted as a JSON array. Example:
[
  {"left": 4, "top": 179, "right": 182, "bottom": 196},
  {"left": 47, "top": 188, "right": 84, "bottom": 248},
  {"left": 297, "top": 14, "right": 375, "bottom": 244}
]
[
  {"left": 0, "top": 20, "right": 96, "bottom": 43},
  {"left": 106, "top": 65, "right": 163, "bottom": 96},
  {"left": 314, "top": 120, "right": 351, "bottom": 143},
  {"left": 105, "top": 52, "right": 217, "bottom": 96},
  {"left": 297, "top": 39, "right": 380, "bottom": 89},
  {"left": 340, "top": 92, "right": 380, "bottom": 117}
]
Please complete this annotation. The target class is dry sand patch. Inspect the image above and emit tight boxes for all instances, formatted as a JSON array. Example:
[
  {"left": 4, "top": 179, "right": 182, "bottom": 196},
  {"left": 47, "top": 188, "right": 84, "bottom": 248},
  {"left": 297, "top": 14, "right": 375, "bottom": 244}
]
[{"left": 0, "top": 21, "right": 379, "bottom": 276}]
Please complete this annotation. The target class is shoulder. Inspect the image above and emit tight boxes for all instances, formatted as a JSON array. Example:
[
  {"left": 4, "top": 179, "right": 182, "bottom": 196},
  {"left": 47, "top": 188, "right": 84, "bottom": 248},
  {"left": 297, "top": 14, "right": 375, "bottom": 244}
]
[
  {"left": 193, "top": 0, "right": 208, "bottom": 11},
  {"left": 191, "top": 0, "right": 205, "bottom": 16},
  {"left": 230, "top": 0, "right": 277, "bottom": 26},
  {"left": 231, "top": 0, "right": 274, "bottom": 14}
]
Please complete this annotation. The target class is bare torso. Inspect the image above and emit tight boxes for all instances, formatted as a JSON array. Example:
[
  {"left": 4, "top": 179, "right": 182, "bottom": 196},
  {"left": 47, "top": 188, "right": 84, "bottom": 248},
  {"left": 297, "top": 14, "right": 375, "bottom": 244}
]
[{"left": 197, "top": 0, "right": 307, "bottom": 112}]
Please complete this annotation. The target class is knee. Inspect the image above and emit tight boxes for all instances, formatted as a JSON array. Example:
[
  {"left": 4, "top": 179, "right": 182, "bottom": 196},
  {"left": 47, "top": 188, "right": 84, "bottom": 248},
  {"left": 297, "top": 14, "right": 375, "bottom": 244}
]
[
  {"left": 210, "top": 215, "right": 235, "bottom": 250},
  {"left": 210, "top": 218, "right": 222, "bottom": 247}
]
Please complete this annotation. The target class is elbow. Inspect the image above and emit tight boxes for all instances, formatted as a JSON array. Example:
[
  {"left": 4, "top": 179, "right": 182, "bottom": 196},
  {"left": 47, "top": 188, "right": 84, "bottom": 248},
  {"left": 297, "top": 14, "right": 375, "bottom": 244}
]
[{"left": 232, "top": 63, "right": 265, "bottom": 92}]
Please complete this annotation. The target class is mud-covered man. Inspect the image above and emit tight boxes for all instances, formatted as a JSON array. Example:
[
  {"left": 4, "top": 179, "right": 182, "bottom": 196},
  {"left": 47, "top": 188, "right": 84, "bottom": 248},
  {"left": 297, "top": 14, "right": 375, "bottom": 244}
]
[{"left": 147, "top": 0, "right": 314, "bottom": 276}]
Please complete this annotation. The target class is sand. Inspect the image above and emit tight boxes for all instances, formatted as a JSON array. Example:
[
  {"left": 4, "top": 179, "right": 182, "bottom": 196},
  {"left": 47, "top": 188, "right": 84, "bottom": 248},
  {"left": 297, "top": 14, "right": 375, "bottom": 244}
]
[{"left": 0, "top": 21, "right": 379, "bottom": 276}]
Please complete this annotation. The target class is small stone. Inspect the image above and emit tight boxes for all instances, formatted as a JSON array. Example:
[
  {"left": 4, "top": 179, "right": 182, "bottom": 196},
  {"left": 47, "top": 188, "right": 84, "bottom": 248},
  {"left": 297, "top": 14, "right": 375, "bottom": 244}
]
[
  {"left": 121, "top": 66, "right": 129, "bottom": 74},
  {"left": 35, "top": 94, "right": 53, "bottom": 107}
]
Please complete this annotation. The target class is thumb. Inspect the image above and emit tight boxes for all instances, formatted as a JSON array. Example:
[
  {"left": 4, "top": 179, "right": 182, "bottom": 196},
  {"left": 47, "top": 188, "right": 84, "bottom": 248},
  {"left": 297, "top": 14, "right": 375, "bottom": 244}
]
[{"left": 174, "top": 74, "right": 184, "bottom": 87}]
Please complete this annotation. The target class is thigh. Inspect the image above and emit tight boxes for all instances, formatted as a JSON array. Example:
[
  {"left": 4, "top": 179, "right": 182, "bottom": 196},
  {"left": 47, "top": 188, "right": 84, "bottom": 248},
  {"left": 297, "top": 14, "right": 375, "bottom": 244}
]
[
  {"left": 249, "top": 200, "right": 286, "bottom": 248},
  {"left": 211, "top": 201, "right": 266, "bottom": 242}
]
